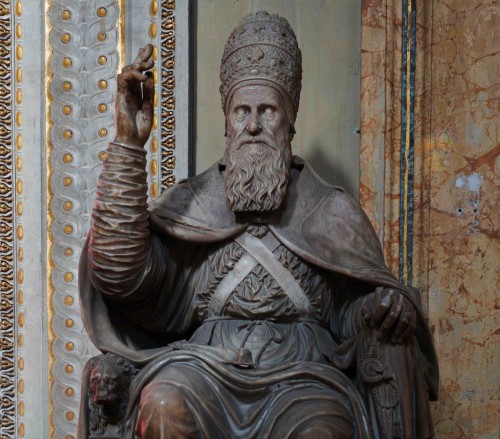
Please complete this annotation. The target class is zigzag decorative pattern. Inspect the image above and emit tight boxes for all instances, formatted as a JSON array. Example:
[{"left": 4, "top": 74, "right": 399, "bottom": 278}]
[
  {"left": 160, "top": 0, "right": 176, "bottom": 190},
  {"left": 47, "top": 1, "right": 120, "bottom": 437},
  {"left": 149, "top": 0, "right": 160, "bottom": 198},
  {"left": 0, "top": 1, "right": 16, "bottom": 437}
]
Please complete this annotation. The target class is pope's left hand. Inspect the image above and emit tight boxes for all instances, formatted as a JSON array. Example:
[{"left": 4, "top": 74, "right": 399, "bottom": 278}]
[{"left": 360, "top": 287, "right": 416, "bottom": 344}]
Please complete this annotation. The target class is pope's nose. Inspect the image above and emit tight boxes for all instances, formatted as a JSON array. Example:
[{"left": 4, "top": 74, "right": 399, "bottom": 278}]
[{"left": 246, "top": 115, "right": 261, "bottom": 135}]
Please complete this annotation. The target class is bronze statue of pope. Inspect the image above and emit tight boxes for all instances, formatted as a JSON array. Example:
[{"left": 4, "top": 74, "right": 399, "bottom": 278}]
[{"left": 78, "top": 11, "right": 438, "bottom": 439}]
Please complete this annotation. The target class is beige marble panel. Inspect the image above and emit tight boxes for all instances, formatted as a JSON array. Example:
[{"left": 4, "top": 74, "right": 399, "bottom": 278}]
[
  {"left": 423, "top": 2, "right": 499, "bottom": 437},
  {"left": 361, "top": 1, "right": 500, "bottom": 437},
  {"left": 359, "top": 0, "right": 402, "bottom": 274}
]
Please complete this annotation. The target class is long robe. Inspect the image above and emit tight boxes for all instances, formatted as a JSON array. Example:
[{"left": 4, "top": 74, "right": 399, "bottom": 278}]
[{"left": 78, "top": 155, "right": 438, "bottom": 438}]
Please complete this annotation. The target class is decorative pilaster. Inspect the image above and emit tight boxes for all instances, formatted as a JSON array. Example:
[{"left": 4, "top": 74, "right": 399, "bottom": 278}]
[{"left": 46, "top": 1, "right": 122, "bottom": 437}]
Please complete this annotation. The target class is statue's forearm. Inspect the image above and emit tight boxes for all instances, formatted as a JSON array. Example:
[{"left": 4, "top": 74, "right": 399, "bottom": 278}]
[
  {"left": 339, "top": 295, "right": 365, "bottom": 339},
  {"left": 88, "top": 141, "right": 151, "bottom": 298},
  {"left": 332, "top": 283, "right": 368, "bottom": 342}
]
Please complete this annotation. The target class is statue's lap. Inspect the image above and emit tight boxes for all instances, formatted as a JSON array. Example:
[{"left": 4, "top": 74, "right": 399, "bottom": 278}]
[{"left": 137, "top": 356, "right": 355, "bottom": 438}]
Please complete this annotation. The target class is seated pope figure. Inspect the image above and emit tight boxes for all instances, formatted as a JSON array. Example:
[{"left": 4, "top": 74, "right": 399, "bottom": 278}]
[{"left": 78, "top": 11, "right": 438, "bottom": 439}]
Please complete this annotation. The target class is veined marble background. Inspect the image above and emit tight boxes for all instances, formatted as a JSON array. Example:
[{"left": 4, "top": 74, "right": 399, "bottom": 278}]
[{"left": 360, "top": 1, "right": 499, "bottom": 438}]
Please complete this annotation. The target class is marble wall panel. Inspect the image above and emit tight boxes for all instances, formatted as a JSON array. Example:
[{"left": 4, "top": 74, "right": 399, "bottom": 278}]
[
  {"left": 422, "top": 2, "right": 499, "bottom": 437},
  {"left": 360, "top": 0, "right": 403, "bottom": 276},
  {"left": 361, "top": 1, "right": 500, "bottom": 437}
]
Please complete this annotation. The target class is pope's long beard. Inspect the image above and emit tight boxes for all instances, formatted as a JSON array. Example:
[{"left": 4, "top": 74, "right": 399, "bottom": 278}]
[{"left": 224, "top": 131, "right": 292, "bottom": 212}]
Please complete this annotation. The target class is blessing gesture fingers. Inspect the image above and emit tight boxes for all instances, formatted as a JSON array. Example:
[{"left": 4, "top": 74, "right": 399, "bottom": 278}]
[
  {"left": 360, "top": 287, "right": 416, "bottom": 344},
  {"left": 115, "top": 44, "right": 155, "bottom": 147}
]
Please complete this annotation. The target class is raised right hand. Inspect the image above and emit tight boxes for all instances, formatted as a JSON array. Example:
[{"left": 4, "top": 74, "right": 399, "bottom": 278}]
[{"left": 114, "top": 44, "right": 155, "bottom": 147}]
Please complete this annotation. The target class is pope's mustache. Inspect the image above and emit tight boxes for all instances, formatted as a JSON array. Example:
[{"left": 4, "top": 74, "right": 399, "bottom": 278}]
[{"left": 230, "top": 133, "right": 278, "bottom": 153}]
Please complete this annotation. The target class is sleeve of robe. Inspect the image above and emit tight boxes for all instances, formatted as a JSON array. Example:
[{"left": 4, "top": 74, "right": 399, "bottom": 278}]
[
  {"left": 87, "top": 142, "right": 201, "bottom": 338},
  {"left": 326, "top": 274, "right": 368, "bottom": 344}
]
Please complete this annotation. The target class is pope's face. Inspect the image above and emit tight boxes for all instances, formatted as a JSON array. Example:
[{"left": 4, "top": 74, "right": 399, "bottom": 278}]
[
  {"left": 226, "top": 85, "right": 291, "bottom": 150},
  {"left": 223, "top": 85, "right": 293, "bottom": 213}
]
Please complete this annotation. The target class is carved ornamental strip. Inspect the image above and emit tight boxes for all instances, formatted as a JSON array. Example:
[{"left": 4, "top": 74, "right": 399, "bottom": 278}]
[
  {"left": 159, "top": 0, "right": 176, "bottom": 190},
  {"left": 46, "top": 1, "right": 122, "bottom": 437},
  {"left": 148, "top": 0, "right": 160, "bottom": 199},
  {"left": 13, "top": 1, "right": 25, "bottom": 437},
  {"left": 0, "top": 1, "right": 15, "bottom": 437},
  {"left": 147, "top": 0, "right": 177, "bottom": 196},
  {"left": 0, "top": 1, "right": 26, "bottom": 437}
]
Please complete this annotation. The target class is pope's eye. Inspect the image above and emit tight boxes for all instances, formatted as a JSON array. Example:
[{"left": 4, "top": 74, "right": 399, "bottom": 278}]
[
  {"left": 263, "top": 107, "right": 274, "bottom": 117},
  {"left": 235, "top": 108, "right": 247, "bottom": 117}
]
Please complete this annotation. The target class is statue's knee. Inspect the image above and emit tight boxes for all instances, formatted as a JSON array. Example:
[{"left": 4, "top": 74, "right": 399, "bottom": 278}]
[
  {"left": 294, "top": 417, "right": 353, "bottom": 439},
  {"left": 137, "top": 383, "right": 201, "bottom": 438},
  {"left": 141, "top": 383, "right": 187, "bottom": 414}
]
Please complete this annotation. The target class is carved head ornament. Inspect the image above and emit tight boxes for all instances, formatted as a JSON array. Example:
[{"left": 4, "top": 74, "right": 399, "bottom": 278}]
[
  {"left": 220, "top": 11, "right": 302, "bottom": 132},
  {"left": 88, "top": 353, "right": 136, "bottom": 407}
]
